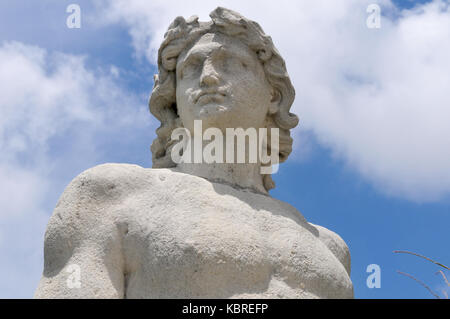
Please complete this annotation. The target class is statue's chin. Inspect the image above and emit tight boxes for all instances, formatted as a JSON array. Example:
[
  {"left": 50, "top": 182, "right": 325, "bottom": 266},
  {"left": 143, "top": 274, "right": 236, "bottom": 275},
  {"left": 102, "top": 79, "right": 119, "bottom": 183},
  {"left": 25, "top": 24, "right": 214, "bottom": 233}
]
[{"left": 197, "top": 103, "right": 231, "bottom": 118}]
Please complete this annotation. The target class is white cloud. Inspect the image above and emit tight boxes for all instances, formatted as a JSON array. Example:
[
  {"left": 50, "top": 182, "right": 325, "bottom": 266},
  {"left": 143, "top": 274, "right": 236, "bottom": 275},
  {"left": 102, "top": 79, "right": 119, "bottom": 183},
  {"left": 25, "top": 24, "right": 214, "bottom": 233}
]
[
  {"left": 0, "top": 41, "right": 150, "bottom": 297},
  {"left": 97, "top": 0, "right": 450, "bottom": 202}
]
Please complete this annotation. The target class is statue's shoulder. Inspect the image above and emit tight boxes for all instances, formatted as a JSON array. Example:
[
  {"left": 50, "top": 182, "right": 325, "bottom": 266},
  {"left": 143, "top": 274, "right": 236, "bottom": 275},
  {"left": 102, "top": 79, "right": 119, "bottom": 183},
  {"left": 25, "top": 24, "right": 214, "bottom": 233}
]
[
  {"left": 44, "top": 164, "right": 179, "bottom": 249},
  {"left": 48, "top": 164, "right": 169, "bottom": 227},
  {"left": 70, "top": 163, "right": 156, "bottom": 190},
  {"left": 309, "top": 223, "right": 351, "bottom": 275},
  {"left": 63, "top": 163, "right": 175, "bottom": 199}
]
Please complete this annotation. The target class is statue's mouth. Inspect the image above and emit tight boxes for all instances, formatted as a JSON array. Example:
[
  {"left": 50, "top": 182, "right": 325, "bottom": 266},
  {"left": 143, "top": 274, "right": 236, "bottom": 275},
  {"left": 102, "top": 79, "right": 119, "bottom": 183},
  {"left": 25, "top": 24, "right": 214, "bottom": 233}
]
[
  {"left": 194, "top": 89, "right": 227, "bottom": 104},
  {"left": 197, "top": 93, "right": 226, "bottom": 105}
]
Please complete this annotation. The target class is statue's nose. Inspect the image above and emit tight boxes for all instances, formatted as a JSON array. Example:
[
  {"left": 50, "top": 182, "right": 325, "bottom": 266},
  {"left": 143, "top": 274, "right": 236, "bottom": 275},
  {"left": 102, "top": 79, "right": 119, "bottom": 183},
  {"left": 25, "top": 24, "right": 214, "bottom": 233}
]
[{"left": 200, "top": 59, "right": 219, "bottom": 87}]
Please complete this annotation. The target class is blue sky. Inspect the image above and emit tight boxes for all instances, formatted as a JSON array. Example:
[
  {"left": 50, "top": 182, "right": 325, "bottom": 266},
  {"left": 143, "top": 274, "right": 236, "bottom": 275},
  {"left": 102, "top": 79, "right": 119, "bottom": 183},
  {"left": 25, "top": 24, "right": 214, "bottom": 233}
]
[{"left": 0, "top": 0, "right": 449, "bottom": 298}]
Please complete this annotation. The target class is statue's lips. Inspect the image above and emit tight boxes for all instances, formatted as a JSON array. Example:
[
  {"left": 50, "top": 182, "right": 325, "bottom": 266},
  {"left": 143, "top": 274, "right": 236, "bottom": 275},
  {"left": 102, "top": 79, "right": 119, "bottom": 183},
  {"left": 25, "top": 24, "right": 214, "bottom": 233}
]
[{"left": 195, "top": 91, "right": 227, "bottom": 105}]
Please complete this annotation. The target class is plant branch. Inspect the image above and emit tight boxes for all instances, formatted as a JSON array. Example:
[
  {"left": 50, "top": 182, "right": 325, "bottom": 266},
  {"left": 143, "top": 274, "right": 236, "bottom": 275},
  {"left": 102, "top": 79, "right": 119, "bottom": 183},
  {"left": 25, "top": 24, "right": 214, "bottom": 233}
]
[
  {"left": 393, "top": 250, "right": 450, "bottom": 270},
  {"left": 396, "top": 270, "right": 441, "bottom": 299}
]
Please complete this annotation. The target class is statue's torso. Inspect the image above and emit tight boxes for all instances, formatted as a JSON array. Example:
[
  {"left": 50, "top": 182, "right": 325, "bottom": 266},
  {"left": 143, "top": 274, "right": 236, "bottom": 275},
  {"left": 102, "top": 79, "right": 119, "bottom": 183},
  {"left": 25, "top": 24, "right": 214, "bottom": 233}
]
[{"left": 106, "top": 166, "right": 353, "bottom": 299}]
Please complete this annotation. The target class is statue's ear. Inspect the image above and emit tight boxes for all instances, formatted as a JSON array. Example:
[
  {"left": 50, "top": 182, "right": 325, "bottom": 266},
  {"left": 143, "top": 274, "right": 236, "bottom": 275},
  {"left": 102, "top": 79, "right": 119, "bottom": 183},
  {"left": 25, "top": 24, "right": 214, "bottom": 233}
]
[{"left": 268, "top": 89, "right": 281, "bottom": 115}]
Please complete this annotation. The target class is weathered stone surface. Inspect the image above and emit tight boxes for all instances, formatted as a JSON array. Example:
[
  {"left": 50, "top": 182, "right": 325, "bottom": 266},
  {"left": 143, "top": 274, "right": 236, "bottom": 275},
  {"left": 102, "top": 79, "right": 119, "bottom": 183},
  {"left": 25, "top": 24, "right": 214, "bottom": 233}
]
[
  {"left": 35, "top": 7, "right": 353, "bottom": 299},
  {"left": 35, "top": 164, "right": 352, "bottom": 298}
]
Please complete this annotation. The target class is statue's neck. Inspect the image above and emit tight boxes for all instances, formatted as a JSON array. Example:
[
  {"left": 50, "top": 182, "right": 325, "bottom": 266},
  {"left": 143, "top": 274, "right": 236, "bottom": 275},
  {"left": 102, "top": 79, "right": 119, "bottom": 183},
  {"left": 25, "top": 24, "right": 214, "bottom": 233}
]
[
  {"left": 175, "top": 134, "right": 268, "bottom": 195},
  {"left": 177, "top": 161, "right": 267, "bottom": 195}
]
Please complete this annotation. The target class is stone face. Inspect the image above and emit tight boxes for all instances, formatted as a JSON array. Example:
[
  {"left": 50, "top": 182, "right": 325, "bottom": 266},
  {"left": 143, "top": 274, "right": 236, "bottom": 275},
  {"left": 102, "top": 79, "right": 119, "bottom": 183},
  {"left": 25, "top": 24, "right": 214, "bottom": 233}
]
[
  {"left": 150, "top": 6, "right": 299, "bottom": 192},
  {"left": 35, "top": 7, "right": 354, "bottom": 299},
  {"left": 35, "top": 164, "right": 353, "bottom": 298}
]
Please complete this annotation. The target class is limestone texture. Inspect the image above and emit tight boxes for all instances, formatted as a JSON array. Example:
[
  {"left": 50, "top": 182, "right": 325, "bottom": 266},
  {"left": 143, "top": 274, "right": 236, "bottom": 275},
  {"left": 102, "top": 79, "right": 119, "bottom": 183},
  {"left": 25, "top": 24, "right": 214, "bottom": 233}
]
[
  {"left": 35, "top": 164, "right": 353, "bottom": 298},
  {"left": 35, "top": 7, "right": 354, "bottom": 299}
]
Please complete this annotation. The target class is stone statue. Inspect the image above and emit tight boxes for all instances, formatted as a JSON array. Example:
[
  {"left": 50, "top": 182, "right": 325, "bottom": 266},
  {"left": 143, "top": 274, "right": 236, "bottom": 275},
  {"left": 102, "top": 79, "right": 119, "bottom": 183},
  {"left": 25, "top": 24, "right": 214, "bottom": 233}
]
[{"left": 35, "top": 7, "right": 353, "bottom": 298}]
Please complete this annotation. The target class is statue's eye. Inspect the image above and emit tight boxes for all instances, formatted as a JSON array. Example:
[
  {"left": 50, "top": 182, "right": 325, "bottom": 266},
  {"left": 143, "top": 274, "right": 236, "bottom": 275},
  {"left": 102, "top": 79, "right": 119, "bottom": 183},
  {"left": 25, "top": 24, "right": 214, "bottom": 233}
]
[
  {"left": 222, "top": 55, "right": 239, "bottom": 71},
  {"left": 181, "top": 65, "right": 194, "bottom": 78},
  {"left": 179, "top": 56, "right": 202, "bottom": 78},
  {"left": 241, "top": 62, "right": 248, "bottom": 69}
]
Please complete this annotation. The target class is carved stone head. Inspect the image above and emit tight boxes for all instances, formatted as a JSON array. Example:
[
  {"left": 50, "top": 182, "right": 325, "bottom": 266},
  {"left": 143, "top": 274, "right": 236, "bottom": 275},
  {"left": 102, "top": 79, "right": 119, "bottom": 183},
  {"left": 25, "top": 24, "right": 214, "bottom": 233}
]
[{"left": 149, "top": 7, "right": 298, "bottom": 191}]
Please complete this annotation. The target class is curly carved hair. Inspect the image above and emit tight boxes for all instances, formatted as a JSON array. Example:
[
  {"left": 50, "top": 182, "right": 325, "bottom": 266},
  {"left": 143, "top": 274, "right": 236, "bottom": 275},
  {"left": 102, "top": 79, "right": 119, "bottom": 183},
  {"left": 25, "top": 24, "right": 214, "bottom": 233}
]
[{"left": 149, "top": 7, "right": 299, "bottom": 191}]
